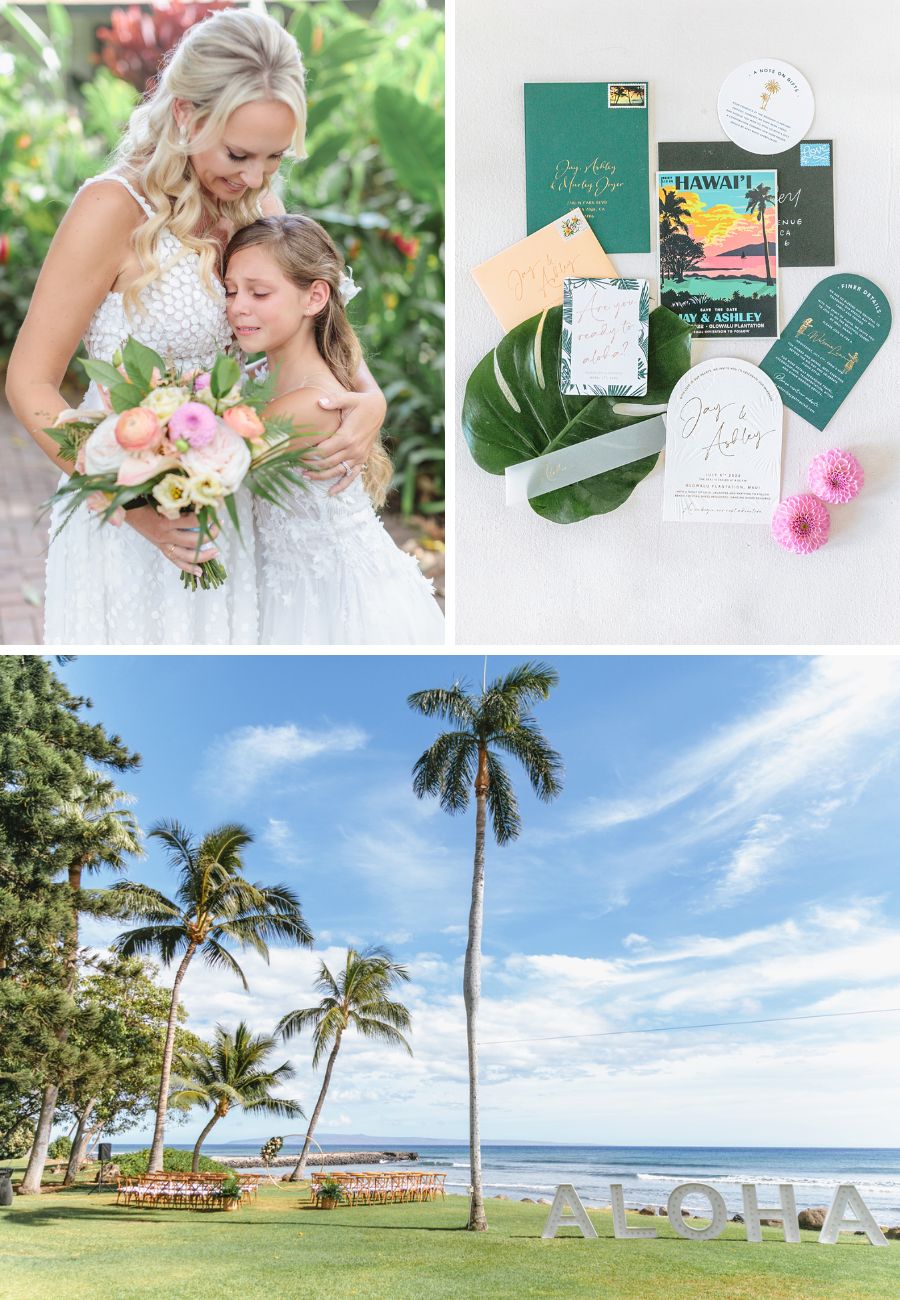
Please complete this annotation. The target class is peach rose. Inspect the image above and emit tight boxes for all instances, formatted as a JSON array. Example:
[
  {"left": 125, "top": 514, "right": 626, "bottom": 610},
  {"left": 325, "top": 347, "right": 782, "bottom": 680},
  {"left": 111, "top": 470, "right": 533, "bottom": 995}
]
[
  {"left": 115, "top": 448, "right": 180, "bottom": 487},
  {"left": 223, "top": 404, "right": 266, "bottom": 441},
  {"left": 181, "top": 422, "right": 251, "bottom": 494},
  {"left": 115, "top": 406, "right": 162, "bottom": 451}
]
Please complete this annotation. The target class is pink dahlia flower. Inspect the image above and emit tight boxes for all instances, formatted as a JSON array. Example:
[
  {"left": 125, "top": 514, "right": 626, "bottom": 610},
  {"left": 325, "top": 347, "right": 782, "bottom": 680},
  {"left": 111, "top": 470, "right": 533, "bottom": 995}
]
[
  {"left": 808, "top": 448, "right": 864, "bottom": 504},
  {"left": 168, "top": 401, "right": 218, "bottom": 448},
  {"left": 771, "top": 494, "right": 830, "bottom": 554}
]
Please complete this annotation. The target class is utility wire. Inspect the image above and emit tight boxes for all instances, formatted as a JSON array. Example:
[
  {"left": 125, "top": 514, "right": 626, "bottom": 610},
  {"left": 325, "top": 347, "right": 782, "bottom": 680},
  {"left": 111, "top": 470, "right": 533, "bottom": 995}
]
[{"left": 479, "top": 1005, "right": 900, "bottom": 1047}]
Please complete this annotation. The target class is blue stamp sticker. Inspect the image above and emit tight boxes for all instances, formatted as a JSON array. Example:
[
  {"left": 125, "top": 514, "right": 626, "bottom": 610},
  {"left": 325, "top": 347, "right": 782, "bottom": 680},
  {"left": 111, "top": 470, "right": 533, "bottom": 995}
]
[{"left": 801, "top": 142, "right": 831, "bottom": 167}]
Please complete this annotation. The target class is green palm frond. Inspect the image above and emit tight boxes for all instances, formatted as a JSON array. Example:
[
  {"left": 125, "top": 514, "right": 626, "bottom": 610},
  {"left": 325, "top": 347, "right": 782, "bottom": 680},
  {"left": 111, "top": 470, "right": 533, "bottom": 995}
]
[
  {"left": 484, "top": 751, "right": 521, "bottom": 845},
  {"left": 492, "top": 718, "right": 564, "bottom": 802},
  {"left": 113, "top": 923, "right": 188, "bottom": 965},
  {"left": 201, "top": 938, "right": 249, "bottom": 989},
  {"left": 407, "top": 683, "right": 477, "bottom": 726}
]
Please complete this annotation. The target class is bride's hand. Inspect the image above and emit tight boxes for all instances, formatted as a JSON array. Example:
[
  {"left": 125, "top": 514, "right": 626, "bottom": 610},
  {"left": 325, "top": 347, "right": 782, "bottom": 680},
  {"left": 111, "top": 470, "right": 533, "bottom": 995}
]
[
  {"left": 302, "top": 389, "right": 387, "bottom": 495},
  {"left": 125, "top": 506, "right": 219, "bottom": 577}
]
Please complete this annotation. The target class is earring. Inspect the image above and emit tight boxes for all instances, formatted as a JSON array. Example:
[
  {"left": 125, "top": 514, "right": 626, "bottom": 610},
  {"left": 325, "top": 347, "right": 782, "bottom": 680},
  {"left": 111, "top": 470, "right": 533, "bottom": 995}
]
[{"left": 178, "top": 126, "right": 189, "bottom": 149}]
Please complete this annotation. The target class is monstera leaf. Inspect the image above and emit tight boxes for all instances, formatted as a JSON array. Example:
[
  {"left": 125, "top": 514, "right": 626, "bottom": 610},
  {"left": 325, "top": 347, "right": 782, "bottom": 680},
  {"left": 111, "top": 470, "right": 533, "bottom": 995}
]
[{"left": 462, "top": 305, "right": 693, "bottom": 524}]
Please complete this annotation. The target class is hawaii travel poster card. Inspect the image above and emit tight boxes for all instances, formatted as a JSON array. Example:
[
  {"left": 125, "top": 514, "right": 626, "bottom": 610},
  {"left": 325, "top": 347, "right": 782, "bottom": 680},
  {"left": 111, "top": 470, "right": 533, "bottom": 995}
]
[
  {"left": 471, "top": 208, "right": 617, "bottom": 333},
  {"left": 658, "top": 140, "right": 835, "bottom": 267},
  {"left": 524, "top": 82, "right": 651, "bottom": 253},
  {"left": 561, "top": 277, "right": 649, "bottom": 397},
  {"left": 657, "top": 169, "right": 779, "bottom": 338}
]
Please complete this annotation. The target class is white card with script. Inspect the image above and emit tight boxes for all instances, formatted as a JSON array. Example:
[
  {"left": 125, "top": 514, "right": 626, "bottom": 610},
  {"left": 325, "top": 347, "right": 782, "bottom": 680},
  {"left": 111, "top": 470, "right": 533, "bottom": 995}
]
[{"left": 662, "top": 358, "right": 783, "bottom": 523}]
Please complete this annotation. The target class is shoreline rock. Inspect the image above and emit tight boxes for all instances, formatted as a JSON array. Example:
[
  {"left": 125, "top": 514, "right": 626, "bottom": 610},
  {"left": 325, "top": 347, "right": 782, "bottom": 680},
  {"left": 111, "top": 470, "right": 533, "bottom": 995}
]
[{"left": 212, "top": 1150, "right": 419, "bottom": 1170}]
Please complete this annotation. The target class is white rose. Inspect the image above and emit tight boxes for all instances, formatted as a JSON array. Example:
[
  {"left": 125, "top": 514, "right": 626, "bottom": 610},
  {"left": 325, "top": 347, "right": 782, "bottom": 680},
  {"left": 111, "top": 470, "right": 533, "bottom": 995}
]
[
  {"left": 193, "top": 387, "right": 218, "bottom": 412},
  {"left": 142, "top": 385, "right": 191, "bottom": 423},
  {"left": 83, "top": 414, "right": 127, "bottom": 476},
  {"left": 180, "top": 421, "right": 251, "bottom": 494}
]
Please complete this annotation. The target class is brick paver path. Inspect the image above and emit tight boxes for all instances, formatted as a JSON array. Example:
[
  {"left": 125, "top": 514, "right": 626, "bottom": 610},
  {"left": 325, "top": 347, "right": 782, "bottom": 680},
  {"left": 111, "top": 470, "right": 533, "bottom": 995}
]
[
  {"left": 0, "top": 395, "right": 443, "bottom": 645},
  {"left": 0, "top": 398, "right": 58, "bottom": 644}
]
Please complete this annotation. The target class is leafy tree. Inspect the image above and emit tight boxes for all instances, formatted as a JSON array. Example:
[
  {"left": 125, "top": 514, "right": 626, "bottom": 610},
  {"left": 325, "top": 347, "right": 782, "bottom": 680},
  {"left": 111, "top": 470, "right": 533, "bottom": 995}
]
[
  {"left": 660, "top": 232, "right": 706, "bottom": 283},
  {"left": 171, "top": 1022, "right": 304, "bottom": 1172},
  {"left": 112, "top": 821, "right": 313, "bottom": 1172},
  {"left": 658, "top": 187, "right": 692, "bottom": 240},
  {"left": 0, "top": 656, "right": 139, "bottom": 1195},
  {"left": 408, "top": 662, "right": 563, "bottom": 1231},
  {"left": 61, "top": 954, "right": 205, "bottom": 1186},
  {"left": 278, "top": 947, "right": 412, "bottom": 1181}
]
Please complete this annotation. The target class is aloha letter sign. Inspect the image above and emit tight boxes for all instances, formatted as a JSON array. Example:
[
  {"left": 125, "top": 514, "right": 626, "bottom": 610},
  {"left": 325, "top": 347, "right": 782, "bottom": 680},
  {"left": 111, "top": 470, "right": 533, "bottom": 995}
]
[{"left": 541, "top": 1182, "right": 889, "bottom": 1247}]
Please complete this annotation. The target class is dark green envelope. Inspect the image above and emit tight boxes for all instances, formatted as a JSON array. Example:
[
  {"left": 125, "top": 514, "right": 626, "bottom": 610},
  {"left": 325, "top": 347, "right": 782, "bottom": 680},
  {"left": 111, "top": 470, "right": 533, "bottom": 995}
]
[{"left": 658, "top": 140, "right": 835, "bottom": 267}]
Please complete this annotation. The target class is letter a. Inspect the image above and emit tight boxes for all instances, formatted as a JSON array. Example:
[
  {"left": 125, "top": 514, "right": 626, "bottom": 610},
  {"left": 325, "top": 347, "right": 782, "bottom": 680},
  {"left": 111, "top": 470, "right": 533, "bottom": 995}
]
[
  {"left": 541, "top": 1184, "right": 598, "bottom": 1239},
  {"left": 820, "top": 1184, "right": 888, "bottom": 1247}
]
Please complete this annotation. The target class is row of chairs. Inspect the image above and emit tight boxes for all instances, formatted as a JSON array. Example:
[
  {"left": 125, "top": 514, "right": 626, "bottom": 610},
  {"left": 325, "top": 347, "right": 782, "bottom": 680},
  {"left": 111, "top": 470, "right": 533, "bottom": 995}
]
[
  {"left": 310, "top": 1170, "right": 447, "bottom": 1206},
  {"left": 115, "top": 1171, "right": 260, "bottom": 1210}
]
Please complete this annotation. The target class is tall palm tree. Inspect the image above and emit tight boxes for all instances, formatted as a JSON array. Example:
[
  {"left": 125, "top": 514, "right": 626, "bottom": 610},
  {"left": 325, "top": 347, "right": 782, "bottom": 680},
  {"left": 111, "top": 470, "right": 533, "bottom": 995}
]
[
  {"left": 745, "top": 183, "right": 775, "bottom": 285},
  {"left": 659, "top": 187, "right": 692, "bottom": 240},
  {"left": 278, "top": 947, "right": 412, "bottom": 1181},
  {"left": 111, "top": 820, "right": 313, "bottom": 1172},
  {"left": 20, "top": 773, "right": 142, "bottom": 1196},
  {"left": 170, "top": 1021, "right": 304, "bottom": 1172},
  {"left": 408, "top": 662, "right": 563, "bottom": 1231}
]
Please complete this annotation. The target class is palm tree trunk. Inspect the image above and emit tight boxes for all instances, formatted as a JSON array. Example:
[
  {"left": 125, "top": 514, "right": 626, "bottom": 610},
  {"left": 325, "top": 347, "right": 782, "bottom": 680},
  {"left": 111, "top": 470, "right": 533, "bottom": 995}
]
[
  {"left": 465, "top": 749, "right": 488, "bottom": 1231},
  {"left": 289, "top": 1033, "right": 342, "bottom": 1181},
  {"left": 192, "top": 1111, "right": 222, "bottom": 1173},
  {"left": 148, "top": 942, "right": 196, "bottom": 1173},
  {"left": 63, "top": 1098, "right": 97, "bottom": 1187},
  {"left": 19, "top": 862, "right": 85, "bottom": 1196},
  {"left": 761, "top": 208, "right": 773, "bottom": 284}
]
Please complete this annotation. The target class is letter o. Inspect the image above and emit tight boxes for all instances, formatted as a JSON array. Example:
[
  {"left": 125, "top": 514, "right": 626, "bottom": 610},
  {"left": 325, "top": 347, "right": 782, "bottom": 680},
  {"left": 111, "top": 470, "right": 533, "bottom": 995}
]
[{"left": 667, "top": 1183, "right": 728, "bottom": 1241}]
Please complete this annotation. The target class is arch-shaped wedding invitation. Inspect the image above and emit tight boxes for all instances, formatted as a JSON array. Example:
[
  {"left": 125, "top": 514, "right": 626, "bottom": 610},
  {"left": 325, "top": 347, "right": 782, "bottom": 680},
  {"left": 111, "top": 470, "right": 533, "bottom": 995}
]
[
  {"left": 663, "top": 358, "right": 783, "bottom": 523},
  {"left": 760, "top": 274, "right": 892, "bottom": 430}
]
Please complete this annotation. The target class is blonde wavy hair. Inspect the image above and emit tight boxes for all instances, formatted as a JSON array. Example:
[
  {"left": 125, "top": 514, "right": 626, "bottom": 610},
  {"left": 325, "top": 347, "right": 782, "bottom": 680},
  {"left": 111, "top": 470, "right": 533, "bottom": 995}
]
[
  {"left": 112, "top": 10, "right": 307, "bottom": 316},
  {"left": 224, "top": 214, "right": 392, "bottom": 509}
]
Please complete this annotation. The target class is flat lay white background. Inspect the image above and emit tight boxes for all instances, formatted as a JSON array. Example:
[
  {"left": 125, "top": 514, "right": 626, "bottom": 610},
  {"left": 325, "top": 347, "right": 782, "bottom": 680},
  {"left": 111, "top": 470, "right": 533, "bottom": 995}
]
[{"left": 454, "top": 0, "right": 900, "bottom": 645}]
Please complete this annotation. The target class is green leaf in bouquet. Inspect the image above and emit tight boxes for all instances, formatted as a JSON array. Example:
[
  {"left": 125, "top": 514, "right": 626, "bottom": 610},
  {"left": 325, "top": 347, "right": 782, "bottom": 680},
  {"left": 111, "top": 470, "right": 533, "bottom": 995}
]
[
  {"left": 80, "top": 356, "right": 126, "bottom": 391},
  {"left": 108, "top": 381, "right": 144, "bottom": 414},
  {"left": 122, "top": 337, "right": 165, "bottom": 392},
  {"left": 462, "top": 305, "right": 692, "bottom": 524},
  {"left": 210, "top": 354, "right": 241, "bottom": 400}
]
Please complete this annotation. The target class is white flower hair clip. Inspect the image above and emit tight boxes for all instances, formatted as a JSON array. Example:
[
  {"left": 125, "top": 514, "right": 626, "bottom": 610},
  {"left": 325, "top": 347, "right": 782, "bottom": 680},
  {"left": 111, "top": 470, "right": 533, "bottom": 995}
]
[{"left": 338, "top": 268, "right": 362, "bottom": 305}]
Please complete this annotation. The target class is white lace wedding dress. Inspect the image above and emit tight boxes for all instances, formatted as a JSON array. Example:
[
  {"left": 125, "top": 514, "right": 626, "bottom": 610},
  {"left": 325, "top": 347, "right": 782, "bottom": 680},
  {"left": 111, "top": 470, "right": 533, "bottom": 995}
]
[
  {"left": 254, "top": 386, "right": 445, "bottom": 645},
  {"left": 43, "top": 173, "right": 258, "bottom": 645}
]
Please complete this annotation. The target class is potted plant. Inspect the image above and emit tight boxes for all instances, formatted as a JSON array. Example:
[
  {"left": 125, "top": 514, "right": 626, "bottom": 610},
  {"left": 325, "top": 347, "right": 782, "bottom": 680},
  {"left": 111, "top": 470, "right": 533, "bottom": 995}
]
[
  {"left": 217, "top": 1174, "right": 242, "bottom": 1210},
  {"left": 317, "top": 1177, "right": 347, "bottom": 1210}
]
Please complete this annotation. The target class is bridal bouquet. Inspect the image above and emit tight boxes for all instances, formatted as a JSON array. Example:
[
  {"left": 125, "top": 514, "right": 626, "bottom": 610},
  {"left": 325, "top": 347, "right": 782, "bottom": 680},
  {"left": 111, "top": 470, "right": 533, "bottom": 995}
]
[{"left": 46, "top": 338, "right": 302, "bottom": 590}]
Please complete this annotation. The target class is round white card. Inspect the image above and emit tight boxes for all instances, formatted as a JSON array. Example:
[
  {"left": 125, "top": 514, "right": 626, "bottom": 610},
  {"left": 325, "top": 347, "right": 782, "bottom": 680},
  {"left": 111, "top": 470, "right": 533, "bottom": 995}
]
[{"left": 717, "top": 59, "right": 814, "bottom": 154}]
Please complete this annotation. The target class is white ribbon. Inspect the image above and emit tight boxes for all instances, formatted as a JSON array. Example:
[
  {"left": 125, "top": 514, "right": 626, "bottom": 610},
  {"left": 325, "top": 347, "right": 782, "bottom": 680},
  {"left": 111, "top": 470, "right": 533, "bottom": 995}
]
[{"left": 504, "top": 414, "right": 667, "bottom": 505}]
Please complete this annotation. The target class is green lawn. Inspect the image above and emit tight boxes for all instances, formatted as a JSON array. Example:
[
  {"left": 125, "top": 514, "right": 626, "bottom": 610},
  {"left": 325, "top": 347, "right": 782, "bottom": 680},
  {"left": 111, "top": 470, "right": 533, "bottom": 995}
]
[{"left": 1, "top": 1186, "right": 897, "bottom": 1299}]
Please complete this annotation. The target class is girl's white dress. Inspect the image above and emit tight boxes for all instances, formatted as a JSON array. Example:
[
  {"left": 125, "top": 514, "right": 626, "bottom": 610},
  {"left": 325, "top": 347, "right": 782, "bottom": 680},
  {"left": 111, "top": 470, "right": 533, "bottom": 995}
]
[
  {"left": 43, "top": 173, "right": 258, "bottom": 645},
  {"left": 43, "top": 172, "right": 444, "bottom": 646},
  {"left": 254, "top": 389, "right": 445, "bottom": 645}
]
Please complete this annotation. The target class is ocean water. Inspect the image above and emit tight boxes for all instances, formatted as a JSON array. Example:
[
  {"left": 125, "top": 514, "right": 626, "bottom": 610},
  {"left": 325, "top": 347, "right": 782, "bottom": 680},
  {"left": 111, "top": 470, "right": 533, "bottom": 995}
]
[{"left": 110, "top": 1142, "right": 900, "bottom": 1224}]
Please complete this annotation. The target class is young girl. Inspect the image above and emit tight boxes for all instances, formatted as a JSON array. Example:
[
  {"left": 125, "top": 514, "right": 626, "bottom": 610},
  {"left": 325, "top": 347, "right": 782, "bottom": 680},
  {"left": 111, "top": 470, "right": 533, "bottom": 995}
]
[
  {"left": 223, "top": 214, "right": 445, "bottom": 645},
  {"left": 6, "top": 9, "right": 384, "bottom": 644}
]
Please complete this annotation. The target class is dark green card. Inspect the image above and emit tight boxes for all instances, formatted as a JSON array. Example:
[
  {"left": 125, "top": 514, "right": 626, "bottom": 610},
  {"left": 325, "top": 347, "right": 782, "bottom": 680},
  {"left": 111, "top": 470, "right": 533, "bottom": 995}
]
[
  {"left": 658, "top": 140, "right": 835, "bottom": 267},
  {"left": 760, "top": 275, "right": 892, "bottom": 430},
  {"left": 525, "top": 82, "right": 650, "bottom": 253}
]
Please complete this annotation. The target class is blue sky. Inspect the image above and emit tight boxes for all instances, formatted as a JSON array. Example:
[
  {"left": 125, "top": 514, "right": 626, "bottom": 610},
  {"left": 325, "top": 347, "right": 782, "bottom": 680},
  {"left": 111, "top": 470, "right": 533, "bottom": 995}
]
[{"left": 63, "top": 654, "right": 900, "bottom": 1148}]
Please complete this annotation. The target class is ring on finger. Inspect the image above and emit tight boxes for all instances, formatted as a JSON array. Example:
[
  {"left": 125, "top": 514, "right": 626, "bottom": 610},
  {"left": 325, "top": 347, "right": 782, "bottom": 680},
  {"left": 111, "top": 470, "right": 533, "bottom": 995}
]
[{"left": 339, "top": 459, "right": 352, "bottom": 476}]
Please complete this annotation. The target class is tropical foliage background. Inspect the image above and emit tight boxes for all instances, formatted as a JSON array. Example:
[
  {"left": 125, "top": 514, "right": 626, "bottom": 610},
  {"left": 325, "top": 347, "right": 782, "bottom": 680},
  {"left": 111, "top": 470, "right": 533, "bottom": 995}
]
[{"left": 0, "top": 0, "right": 444, "bottom": 515}]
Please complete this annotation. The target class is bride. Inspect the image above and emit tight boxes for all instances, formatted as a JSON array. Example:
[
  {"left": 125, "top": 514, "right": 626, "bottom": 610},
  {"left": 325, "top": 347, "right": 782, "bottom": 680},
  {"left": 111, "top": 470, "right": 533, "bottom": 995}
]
[{"left": 5, "top": 9, "right": 384, "bottom": 645}]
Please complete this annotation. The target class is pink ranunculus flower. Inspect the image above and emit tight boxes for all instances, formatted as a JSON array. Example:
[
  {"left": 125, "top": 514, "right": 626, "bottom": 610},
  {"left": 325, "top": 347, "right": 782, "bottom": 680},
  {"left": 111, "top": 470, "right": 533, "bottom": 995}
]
[
  {"left": 181, "top": 421, "right": 251, "bottom": 494},
  {"left": 115, "top": 406, "right": 162, "bottom": 451},
  {"left": 808, "top": 448, "right": 864, "bottom": 504},
  {"left": 84, "top": 414, "right": 127, "bottom": 475},
  {"left": 223, "top": 404, "right": 266, "bottom": 441},
  {"left": 115, "top": 448, "right": 180, "bottom": 487},
  {"left": 194, "top": 371, "right": 212, "bottom": 391},
  {"left": 168, "top": 401, "right": 218, "bottom": 449},
  {"left": 771, "top": 494, "right": 831, "bottom": 555}
]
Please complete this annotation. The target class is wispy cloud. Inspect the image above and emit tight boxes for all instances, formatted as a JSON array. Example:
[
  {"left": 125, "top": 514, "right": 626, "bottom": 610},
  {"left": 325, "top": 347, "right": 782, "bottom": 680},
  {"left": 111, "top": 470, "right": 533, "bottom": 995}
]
[{"left": 207, "top": 722, "right": 368, "bottom": 795}]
